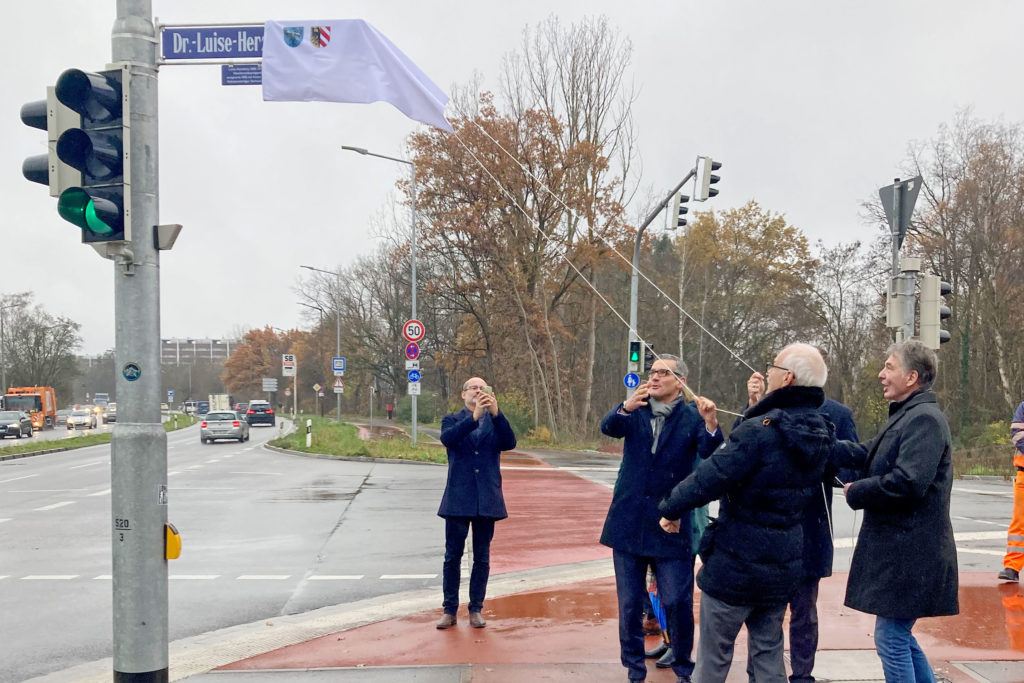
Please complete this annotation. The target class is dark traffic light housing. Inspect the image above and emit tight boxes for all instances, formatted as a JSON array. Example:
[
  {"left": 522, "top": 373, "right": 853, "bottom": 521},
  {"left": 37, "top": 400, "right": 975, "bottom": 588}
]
[
  {"left": 643, "top": 349, "right": 656, "bottom": 373},
  {"left": 670, "top": 193, "right": 689, "bottom": 229},
  {"left": 919, "top": 274, "right": 952, "bottom": 349},
  {"left": 22, "top": 66, "right": 130, "bottom": 244},
  {"left": 694, "top": 156, "right": 722, "bottom": 201}
]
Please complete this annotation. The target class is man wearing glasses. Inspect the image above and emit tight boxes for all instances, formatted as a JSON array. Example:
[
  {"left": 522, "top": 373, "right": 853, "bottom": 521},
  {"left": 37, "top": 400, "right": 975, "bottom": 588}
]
[
  {"left": 600, "top": 354, "right": 723, "bottom": 683},
  {"left": 658, "top": 343, "right": 833, "bottom": 683},
  {"left": 436, "top": 377, "right": 517, "bottom": 630}
]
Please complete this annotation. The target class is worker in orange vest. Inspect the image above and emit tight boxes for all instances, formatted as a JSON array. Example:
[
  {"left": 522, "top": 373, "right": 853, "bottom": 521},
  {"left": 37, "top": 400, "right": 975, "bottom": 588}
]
[{"left": 1000, "top": 401, "right": 1024, "bottom": 582}]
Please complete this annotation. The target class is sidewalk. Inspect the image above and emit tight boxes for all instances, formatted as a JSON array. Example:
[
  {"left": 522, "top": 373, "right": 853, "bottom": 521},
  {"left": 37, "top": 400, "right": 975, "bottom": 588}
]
[{"left": 36, "top": 449, "right": 1024, "bottom": 682}]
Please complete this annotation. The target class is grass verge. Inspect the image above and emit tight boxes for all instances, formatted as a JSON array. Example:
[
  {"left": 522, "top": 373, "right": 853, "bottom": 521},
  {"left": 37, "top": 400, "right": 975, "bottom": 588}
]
[
  {"left": 271, "top": 416, "right": 447, "bottom": 464},
  {"left": 0, "top": 414, "right": 198, "bottom": 457}
]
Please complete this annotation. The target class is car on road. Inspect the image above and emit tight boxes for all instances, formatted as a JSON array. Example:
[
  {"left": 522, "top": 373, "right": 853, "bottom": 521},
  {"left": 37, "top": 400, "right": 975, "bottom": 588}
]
[
  {"left": 67, "top": 408, "right": 97, "bottom": 430},
  {"left": 245, "top": 400, "right": 275, "bottom": 426},
  {"left": 200, "top": 411, "right": 250, "bottom": 444},
  {"left": 56, "top": 408, "right": 72, "bottom": 424},
  {"left": 0, "top": 411, "right": 34, "bottom": 439},
  {"left": 103, "top": 403, "right": 118, "bottom": 423}
]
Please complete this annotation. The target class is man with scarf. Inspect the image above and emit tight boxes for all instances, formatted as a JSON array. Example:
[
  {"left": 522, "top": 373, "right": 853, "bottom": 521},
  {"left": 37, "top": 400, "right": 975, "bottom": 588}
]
[
  {"left": 436, "top": 377, "right": 517, "bottom": 630},
  {"left": 600, "top": 354, "right": 723, "bottom": 683}
]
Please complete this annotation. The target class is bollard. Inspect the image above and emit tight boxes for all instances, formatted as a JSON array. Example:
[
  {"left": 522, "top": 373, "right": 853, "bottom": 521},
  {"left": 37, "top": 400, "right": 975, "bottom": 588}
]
[{"left": 306, "top": 418, "right": 312, "bottom": 448}]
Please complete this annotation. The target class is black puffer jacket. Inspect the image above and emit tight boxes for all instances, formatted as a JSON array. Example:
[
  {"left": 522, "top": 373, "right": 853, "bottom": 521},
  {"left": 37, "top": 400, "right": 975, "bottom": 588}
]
[{"left": 659, "top": 385, "right": 833, "bottom": 606}]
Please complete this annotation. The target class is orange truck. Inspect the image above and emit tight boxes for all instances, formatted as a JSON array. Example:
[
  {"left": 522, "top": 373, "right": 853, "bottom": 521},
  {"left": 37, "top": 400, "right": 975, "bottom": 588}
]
[{"left": 3, "top": 386, "right": 58, "bottom": 430}]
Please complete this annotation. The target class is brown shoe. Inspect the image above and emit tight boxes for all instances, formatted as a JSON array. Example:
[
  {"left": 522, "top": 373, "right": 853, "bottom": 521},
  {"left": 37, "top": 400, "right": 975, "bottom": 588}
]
[
  {"left": 469, "top": 611, "right": 487, "bottom": 628},
  {"left": 436, "top": 613, "right": 457, "bottom": 629},
  {"left": 642, "top": 615, "right": 661, "bottom": 635}
]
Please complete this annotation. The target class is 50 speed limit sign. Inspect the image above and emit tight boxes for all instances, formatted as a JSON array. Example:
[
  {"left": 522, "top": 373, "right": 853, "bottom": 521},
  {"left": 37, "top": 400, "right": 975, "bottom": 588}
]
[{"left": 403, "top": 319, "right": 426, "bottom": 343}]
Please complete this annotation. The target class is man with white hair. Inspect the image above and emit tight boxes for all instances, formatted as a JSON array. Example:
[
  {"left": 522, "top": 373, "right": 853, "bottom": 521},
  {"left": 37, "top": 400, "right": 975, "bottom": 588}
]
[{"left": 658, "top": 343, "right": 834, "bottom": 683}]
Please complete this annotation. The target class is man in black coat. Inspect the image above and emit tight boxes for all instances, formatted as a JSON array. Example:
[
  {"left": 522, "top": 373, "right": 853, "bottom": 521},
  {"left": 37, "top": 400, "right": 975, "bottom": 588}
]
[
  {"left": 600, "top": 354, "right": 723, "bottom": 683},
  {"left": 659, "top": 343, "right": 833, "bottom": 683},
  {"left": 838, "top": 341, "right": 958, "bottom": 681},
  {"left": 436, "top": 377, "right": 517, "bottom": 630}
]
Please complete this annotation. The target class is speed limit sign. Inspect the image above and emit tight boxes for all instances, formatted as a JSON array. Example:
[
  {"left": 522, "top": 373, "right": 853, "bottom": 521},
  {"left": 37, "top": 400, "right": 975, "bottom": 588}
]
[{"left": 403, "top": 319, "right": 426, "bottom": 342}]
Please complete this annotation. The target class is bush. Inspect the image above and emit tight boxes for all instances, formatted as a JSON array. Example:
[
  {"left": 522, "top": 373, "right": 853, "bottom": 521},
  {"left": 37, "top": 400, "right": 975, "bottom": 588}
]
[
  {"left": 396, "top": 391, "right": 441, "bottom": 424},
  {"left": 956, "top": 421, "right": 1011, "bottom": 448},
  {"left": 495, "top": 389, "right": 533, "bottom": 436}
]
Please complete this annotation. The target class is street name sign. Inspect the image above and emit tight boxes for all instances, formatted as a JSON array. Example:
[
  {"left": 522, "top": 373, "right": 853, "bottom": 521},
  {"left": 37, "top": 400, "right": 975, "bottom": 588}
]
[{"left": 161, "top": 25, "right": 265, "bottom": 61}]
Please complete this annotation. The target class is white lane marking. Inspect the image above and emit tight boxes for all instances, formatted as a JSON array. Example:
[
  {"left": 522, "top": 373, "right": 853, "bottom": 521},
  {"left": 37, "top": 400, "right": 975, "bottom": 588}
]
[
  {"left": 187, "top": 465, "right": 203, "bottom": 470},
  {"left": 237, "top": 575, "right": 290, "bottom": 580},
  {"left": 308, "top": 575, "right": 364, "bottom": 580},
  {"left": 22, "top": 575, "right": 78, "bottom": 580},
  {"left": 170, "top": 575, "right": 220, "bottom": 580},
  {"left": 954, "top": 486, "right": 1013, "bottom": 497},
  {"left": 94, "top": 575, "right": 112, "bottom": 580},
  {"left": 169, "top": 471, "right": 182, "bottom": 476},
  {"left": 0, "top": 474, "right": 38, "bottom": 484},
  {"left": 380, "top": 574, "right": 437, "bottom": 579},
  {"left": 835, "top": 529, "right": 1007, "bottom": 549},
  {"left": 205, "top": 459, "right": 220, "bottom": 464},
  {"left": 69, "top": 461, "right": 107, "bottom": 470},
  {"left": 958, "top": 548, "right": 1004, "bottom": 556},
  {"left": 0, "top": 575, "right": 8, "bottom": 580},
  {"left": 88, "top": 489, "right": 111, "bottom": 497},
  {"left": 12, "top": 489, "right": 88, "bottom": 493},
  {"left": 34, "top": 501, "right": 75, "bottom": 511},
  {"left": 0, "top": 518, "right": 11, "bottom": 524},
  {"left": 230, "top": 472, "right": 283, "bottom": 476},
  {"left": 952, "top": 516, "right": 1007, "bottom": 526}
]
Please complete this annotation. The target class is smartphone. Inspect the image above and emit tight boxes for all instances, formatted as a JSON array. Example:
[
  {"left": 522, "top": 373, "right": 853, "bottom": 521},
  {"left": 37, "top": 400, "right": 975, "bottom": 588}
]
[{"left": 482, "top": 385, "right": 493, "bottom": 395}]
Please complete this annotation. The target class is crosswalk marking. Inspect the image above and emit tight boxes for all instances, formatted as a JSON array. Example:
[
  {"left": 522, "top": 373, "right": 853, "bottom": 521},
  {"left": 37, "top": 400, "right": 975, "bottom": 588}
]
[{"left": 34, "top": 501, "right": 74, "bottom": 511}]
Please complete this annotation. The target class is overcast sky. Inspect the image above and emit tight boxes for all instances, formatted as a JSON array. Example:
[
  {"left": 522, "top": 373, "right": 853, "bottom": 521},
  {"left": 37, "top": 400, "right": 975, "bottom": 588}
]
[{"left": 5, "top": 1, "right": 1023, "bottom": 355}]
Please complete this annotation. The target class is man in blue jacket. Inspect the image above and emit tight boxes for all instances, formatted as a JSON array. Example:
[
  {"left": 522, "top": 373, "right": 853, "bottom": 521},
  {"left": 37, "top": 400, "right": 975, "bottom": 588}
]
[
  {"left": 601, "top": 354, "right": 723, "bottom": 683},
  {"left": 436, "top": 377, "right": 517, "bottom": 630},
  {"left": 659, "top": 343, "right": 833, "bottom": 683}
]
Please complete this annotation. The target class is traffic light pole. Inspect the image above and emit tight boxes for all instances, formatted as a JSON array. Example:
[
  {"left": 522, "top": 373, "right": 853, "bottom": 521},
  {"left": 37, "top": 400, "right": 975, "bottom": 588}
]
[
  {"left": 110, "top": 1, "right": 168, "bottom": 681},
  {"left": 627, "top": 169, "right": 695, "bottom": 400}
]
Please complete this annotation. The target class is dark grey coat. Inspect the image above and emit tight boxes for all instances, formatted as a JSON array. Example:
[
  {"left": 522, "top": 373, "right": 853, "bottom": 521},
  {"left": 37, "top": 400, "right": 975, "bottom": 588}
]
[{"left": 839, "top": 390, "right": 959, "bottom": 620}]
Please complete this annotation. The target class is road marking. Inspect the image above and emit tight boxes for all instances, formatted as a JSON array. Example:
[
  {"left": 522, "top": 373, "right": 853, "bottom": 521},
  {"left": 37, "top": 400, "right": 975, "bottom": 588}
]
[
  {"left": 381, "top": 574, "right": 436, "bottom": 579},
  {"left": 237, "top": 575, "right": 291, "bottom": 580},
  {"left": 958, "top": 548, "right": 1003, "bottom": 556},
  {"left": 308, "top": 575, "right": 364, "bottom": 580},
  {"left": 230, "top": 472, "right": 283, "bottom": 476},
  {"left": 0, "top": 474, "right": 38, "bottom": 484},
  {"left": 0, "top": 576, "right": 8, "bottom": 580},
  {"left": 34, "top": 501, "right": 75, "bottom": 511},
  {"left": 94, "top": 575, "right": 112, "bottom": 580},
  {"left": 169, "top": 471, "right": 182, "bottom": 476},
  {"left": 69, "top": 461, "right": 107, "bottom": 470},
  {"left": 88, "top": 489, "right": 111, "bottom": 497},
  {"left": 835, "top": 529, "right": 1006, "bottom": 549},
  {"left": 171, "top": 575, "right": 221, "bottom": 580},
  {"left": 952, "top": 516, "right": 1007, "bottom": 526},
  {"left": 954, "top": 486, "right": 1013, "bottom": 497},
  {"left": 22, "top": 575, "right": 78, "bottom": 580},
  {"left": 0, "top": 518, "right": 11, "bottom": 524},
  {"left": 205, "top": 459, "right": 220, "bottom": 464}
]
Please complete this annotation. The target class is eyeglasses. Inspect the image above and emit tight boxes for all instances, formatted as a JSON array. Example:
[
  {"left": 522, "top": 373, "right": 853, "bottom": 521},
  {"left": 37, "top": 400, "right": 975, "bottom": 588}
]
[
  {"left": 465, "top": 385, "right": 485, "bottom": 392},
  {"left": 649, "top": 368, "right": 677, "bottom": 379},
  {"left": 765, "top": 362, "right": 791, "bottom": 376}
]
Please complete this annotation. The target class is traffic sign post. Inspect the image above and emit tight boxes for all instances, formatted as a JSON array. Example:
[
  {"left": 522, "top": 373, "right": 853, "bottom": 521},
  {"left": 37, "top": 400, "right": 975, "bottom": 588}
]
[
  {"left": 332, "top": 357, "right": 346, "bottom": 375},
  {"left": 403, "top": 319, "right": 425, "bottom": 342},
  {"left": 408, "top": 369, "right": 421, "bottom": 382},
  {"left": 333, "top": 377, "right": 345, "bottom": 394},
  {"left": 405, "top": 342, "right": 420, "bottom": 360},
  {"left": 624, "top": 372, "right": 640, "bottom": 389}
]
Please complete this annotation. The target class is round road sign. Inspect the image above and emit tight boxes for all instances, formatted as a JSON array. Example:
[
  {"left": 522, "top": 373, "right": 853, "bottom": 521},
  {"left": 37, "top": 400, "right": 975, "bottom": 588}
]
[
  {"left": 403, "top": 319, "right": 426, "bottom": 343},
  {"left": 405, "top": 342, "right": 420, "bottom": 360}
]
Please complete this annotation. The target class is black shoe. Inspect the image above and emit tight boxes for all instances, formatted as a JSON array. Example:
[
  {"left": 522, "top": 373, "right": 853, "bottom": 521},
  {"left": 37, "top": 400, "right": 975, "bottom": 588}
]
[
  {"left": 655, "top": 646, "right": 674, "bottom": 668},
  {"left": 998, "top": 567, "right": 1020, "bottom": 582},
  {"left": 644, "top": 642, "right": 669, "bottom": 658}
]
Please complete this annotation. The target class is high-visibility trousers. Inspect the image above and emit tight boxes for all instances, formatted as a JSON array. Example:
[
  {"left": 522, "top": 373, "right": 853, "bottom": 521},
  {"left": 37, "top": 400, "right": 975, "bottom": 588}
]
[{"left": 1005, "top": 469, "right": 1024, "bottom": 571}]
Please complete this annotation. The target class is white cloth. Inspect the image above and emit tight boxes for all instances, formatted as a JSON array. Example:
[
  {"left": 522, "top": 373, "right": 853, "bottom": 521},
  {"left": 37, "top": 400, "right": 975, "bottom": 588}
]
[{"left": 261, "top": 19, "right": 453, "bottom": 132}]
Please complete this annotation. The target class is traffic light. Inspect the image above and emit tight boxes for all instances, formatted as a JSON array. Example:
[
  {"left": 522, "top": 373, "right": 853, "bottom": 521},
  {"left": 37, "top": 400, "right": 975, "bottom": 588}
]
[
  {"left": 669, "top": 193, "right": 690, "bottom": 229},
  {"left": 919, "top": 273, "right": 952, "bottom": 349},
  {"left": 628, "top": 340, "right": 641, "bottom": 372},
  {"left": 643, "top": 349, "right": 656, "bottom": 373},
  {"left": 22, "top": 67, "right": 130, "bottom": 243},
  {"left": 694, "top": 156, "right": 722, "bottom": 202}
]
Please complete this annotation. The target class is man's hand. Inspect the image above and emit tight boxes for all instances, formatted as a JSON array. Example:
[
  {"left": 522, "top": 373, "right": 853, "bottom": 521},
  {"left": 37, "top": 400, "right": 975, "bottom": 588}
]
[
  {"left": 623, "top": 382, "right": 650, "bottom": 413},
  {"left": 695, "top": 396, "right": 719, "bottom": 433},
  {"left": 479, "top": 393, "right": 499, "bottom": 417},
  {"left": 660, "top": 517, "right": 680, "bottom": 533},
  {"left": 747, "top": 372, "right": 765, "bottom": 407}
]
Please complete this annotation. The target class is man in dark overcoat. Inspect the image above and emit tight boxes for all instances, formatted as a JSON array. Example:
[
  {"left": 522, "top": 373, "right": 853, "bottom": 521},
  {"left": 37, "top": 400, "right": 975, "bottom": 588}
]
[
  {"left": 436, "top": 377, "right": 517, "bottom": 630},
  {"left": 839, "top": 341, "right": 958, "bottom": 681},
  {"left": 658, "top": 343, "right": 834, "bottom": 683},
  {"left": 600, "top": 354, "right": 723, "bottom": 683}
]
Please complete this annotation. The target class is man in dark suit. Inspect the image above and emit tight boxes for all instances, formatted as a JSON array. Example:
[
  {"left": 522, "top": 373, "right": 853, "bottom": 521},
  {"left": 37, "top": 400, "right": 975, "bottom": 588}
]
[
  {"left": 600, "top": 354, "right": 723, "bottom": 683},
  {"left": 436, "top": 377, "right": 517, "bottom": 630}
]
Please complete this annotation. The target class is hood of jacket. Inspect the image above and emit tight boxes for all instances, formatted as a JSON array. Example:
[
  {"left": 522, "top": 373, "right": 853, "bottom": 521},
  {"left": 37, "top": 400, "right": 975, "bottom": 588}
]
[{"left": 744, "top": 385, "right": 830, "bottom": 472}]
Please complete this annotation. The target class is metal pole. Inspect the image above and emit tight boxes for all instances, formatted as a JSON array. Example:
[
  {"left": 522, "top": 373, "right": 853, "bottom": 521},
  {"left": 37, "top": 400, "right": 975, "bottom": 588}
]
[
  {"left": 627, "top": 169, "right": 696, "bottom": 401},
  {"left": 891, "top": 178, "right": 903, "bottom": 342},
  {"left": 410, "top": 168, "right": 418, "bottom": 446},
  {"left": 0, "top": 307, "right": 6, "bottom": 393},
  {"left": 336, "top": 278, "right": 341, "bottom": 422},
  {"left": 110, "top": 1, "right": 167, "bottom": 680}
]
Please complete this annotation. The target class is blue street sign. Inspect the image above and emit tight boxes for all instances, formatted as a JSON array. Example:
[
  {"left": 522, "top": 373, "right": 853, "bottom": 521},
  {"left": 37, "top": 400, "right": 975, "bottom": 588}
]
[
  {"left": 161, "top": 26, "right": 265, "bottom": 61},
  {"left": 332, "top": 357, "right": 346, "bottom": 372},
  {"left": 623, "top": 372, "right": 640, "bottom": 388},
  {"left": 221, "top": 64, "right": 262, "bottom": 85},
  {"left": 408, "top": 369, "right": 421, "bottom": 383},
  {"left": 167, "top": 389, "right": 175, "bottom": 402}
]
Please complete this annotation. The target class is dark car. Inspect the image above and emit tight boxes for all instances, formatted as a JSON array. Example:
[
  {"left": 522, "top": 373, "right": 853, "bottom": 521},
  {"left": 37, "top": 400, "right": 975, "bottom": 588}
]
[
  {"left": 246, "top": 400, "right": 275, "bottom": 426},
  {"left": 0, "top": 411, "right": 33, "bottom": 438}
]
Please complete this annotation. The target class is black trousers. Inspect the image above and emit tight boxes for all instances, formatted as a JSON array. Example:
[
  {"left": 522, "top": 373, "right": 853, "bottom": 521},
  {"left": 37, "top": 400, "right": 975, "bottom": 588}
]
[{"left": 442, "top": 516, "right": 495, "bottom": 614}]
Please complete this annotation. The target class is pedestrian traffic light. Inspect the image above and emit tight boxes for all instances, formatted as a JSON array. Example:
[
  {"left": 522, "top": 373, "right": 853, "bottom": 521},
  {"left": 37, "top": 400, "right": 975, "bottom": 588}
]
[
  {"left": 22, "top": 67, "right": 130, "bottom": 243},
  {"left": 919, "top": 273, "right": 952, "bottom": 349},
  {"left": 694, "top": 156, "right": 722, "bottom": 202},
  {"left": 644, "top": 349, "right": 656, "bottom": 373},
  {"left": 628, "top": 340, "right": 641, "bottom": 372},
  {"left": 670, "top": 193, "right": 690, "bottom": 229}
]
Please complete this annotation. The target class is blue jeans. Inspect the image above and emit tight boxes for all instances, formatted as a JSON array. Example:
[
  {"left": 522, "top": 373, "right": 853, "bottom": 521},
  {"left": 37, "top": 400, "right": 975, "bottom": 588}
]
[
  {"left": 874, "top": 616, "right": 935, "bottom": 683},
  {"left": 442, "top": 517, "right": 495, "bottom": 614},
  {"left": 612, "top": 550, "right": 696, "bottom": 680}
]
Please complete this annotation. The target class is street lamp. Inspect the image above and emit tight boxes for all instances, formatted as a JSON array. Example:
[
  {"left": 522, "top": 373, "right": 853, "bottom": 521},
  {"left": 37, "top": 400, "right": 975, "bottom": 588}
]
[
  {"left": 300, "top": 265, "right": 343, "bottom": 422},
  {"left": 341, "top": 144, "right": 419, "bottom": 446}
]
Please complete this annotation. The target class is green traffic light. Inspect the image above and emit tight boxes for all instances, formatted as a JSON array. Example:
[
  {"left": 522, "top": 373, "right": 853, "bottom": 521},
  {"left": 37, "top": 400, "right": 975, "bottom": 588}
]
[
  {"left": 57, "top": 187, "right": 118, "bottom": 236},
  {"left": 628, "top": 341, "right": 641, "bottom": 363}
]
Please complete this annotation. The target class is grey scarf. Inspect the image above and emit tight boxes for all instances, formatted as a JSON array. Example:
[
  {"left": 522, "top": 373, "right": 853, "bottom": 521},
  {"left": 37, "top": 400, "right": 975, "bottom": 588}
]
[{"left": 648, "top": 395, "right": 683, "bottom": 453}]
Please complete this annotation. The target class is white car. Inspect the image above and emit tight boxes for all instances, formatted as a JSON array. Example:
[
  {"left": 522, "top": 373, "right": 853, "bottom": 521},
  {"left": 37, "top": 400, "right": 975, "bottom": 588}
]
[{"left": 67, "top": 409, "right": 97, "bottom": 430}]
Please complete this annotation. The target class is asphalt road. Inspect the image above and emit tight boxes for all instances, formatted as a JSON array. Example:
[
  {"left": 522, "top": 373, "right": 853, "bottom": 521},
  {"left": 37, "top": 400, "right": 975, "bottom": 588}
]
[{"left": 0, "top": 420, "right": 450, "bottom": 683}]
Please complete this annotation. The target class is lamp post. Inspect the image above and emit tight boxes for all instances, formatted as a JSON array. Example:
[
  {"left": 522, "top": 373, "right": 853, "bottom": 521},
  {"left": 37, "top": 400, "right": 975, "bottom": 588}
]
[
  {"left": 626, "top": 169, "right": 697, "bottom": 401},
  {"left": 300, "top": 265, "right": 342, "bottom": 421},
  {"left": 341, "top": 145, "right": 419, "bottom": 446}
]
